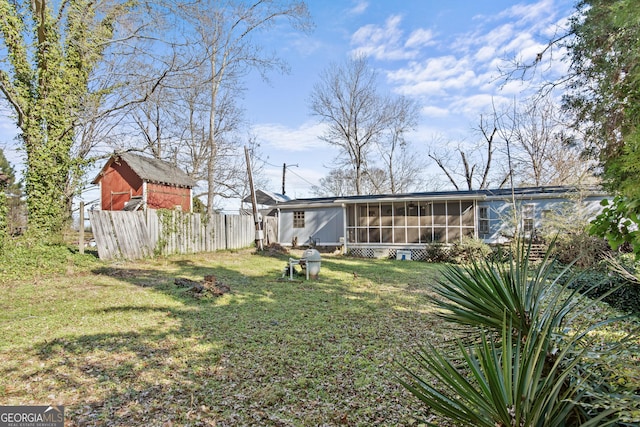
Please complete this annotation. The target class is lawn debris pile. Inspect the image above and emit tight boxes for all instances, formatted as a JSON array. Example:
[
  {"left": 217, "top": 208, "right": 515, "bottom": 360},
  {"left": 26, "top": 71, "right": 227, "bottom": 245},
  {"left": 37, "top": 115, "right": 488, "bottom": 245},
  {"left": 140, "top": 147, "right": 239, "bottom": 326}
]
[
  {"left": 174, "top": 275, "right": 231, "bottom": 298},
  {"left": 263, "top": 243, "right": 290, "bottom": 256}
]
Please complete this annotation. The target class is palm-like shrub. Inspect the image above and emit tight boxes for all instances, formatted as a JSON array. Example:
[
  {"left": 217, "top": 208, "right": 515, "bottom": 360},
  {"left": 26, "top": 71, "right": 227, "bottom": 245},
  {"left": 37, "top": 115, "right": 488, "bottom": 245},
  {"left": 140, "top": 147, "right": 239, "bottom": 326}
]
[{"left": 400, "top": 241, "right": 638, "bottom": 426}]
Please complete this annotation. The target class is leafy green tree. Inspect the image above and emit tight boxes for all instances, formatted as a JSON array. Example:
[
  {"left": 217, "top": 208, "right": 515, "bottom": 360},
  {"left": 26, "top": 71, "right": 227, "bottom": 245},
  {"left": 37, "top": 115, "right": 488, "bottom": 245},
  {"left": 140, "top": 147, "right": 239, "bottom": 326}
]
[
  {"left": 565, "top": 0, "right": 640, "bottom": 198},
  {"left": 0, "top": 0, "right": 133, "bottom": 239},
  {"left": 561, "top": 1, "right": 640, "bottom": 253},
  {"left": 590, "top": 196, "right": 640, "bottom": 258}
]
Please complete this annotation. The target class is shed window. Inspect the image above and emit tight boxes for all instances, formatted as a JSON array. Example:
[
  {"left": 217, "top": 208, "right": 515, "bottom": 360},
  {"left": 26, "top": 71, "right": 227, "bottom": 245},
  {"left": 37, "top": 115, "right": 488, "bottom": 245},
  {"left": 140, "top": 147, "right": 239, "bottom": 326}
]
[{"left": 293, "top": 211, "right": 305, "bottom": 228}]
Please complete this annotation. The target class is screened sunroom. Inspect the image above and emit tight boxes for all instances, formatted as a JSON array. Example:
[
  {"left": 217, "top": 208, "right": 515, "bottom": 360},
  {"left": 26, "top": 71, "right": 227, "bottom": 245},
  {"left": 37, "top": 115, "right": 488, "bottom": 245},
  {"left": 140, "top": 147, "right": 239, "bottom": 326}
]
[{"left": 345, "top": 200, "right": 476, "bottom": 245}]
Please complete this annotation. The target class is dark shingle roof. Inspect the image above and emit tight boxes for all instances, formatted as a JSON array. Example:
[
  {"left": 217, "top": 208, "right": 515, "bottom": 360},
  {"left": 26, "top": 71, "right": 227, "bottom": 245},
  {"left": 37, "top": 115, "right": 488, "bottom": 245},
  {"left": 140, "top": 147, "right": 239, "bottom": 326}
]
[
  {"left": 94, "top": 152, "right": 196, "bottom": 188},
  {"left": 271, "top": 186, "right": 607, "bottom": 208}
]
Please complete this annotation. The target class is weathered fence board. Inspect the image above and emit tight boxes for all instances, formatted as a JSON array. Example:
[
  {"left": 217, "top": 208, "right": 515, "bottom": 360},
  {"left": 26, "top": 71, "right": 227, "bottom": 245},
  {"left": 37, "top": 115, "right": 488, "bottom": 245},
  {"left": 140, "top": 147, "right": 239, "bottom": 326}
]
[
  {"left": 264, "top": 217, "right": 277, "bottom": 245},
  {"left": 89, "top": 211, "right": 119, "bottom": 260},
  {"left": 90, "top": 209, "right": 255, "bottom": 260}
]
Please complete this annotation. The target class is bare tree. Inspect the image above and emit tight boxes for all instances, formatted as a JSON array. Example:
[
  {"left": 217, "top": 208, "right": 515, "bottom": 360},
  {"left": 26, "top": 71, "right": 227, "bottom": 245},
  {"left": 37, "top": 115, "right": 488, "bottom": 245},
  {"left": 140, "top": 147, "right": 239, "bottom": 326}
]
[
  {"left": 311, "top": 166, "right": 390, "bottom": 197},
  {"left": 377, "top": 96, "right": 421, "bottom": 194},
  {"left": 496, "top": 97, "right": 596, "bottom": 187},
  {"left": 131, "top": 89, "right": 173, "bottom": 160},
  {"left": 310, "top": 55, "right": 396, "bottom": 195},
  {"left": 386, "top": 143, "right": 424, "bottom": 193},
  {"left": 311, "top": 169, "right": 354, "bottom": 197},
  {"left": 428, "top": 115, "right": 500, "bottom": 191},
  {"left": 174, "top": 0, "right": 312, "bottom": 214}
]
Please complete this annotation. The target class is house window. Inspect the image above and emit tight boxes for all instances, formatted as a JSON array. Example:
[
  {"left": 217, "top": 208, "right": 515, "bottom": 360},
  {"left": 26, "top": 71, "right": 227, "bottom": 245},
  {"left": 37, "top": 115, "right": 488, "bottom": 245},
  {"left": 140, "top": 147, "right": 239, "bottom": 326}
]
[
  {"left": 479, "top": 206, "right": 490, "bottom": 235},
  {"left": 293, "top": 211, "right": 305, "bottom": 228},
  {"left": 522, "top": 204, "right": 535, "bottom": 234}
]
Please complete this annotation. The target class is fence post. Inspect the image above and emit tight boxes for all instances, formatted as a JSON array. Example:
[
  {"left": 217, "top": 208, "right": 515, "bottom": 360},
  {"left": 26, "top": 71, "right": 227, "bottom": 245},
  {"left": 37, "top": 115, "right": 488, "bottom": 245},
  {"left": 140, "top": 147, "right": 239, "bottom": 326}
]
[{"left": 79, "top": 201, "right": 85, "bottom": 254}]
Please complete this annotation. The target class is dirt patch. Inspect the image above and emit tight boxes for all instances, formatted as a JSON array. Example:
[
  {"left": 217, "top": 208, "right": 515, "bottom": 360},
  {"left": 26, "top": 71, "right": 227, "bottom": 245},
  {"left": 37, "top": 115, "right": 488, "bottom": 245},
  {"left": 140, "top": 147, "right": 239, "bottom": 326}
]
[{"left": 174, "top": 275, "right": 231, "bottom": 298}]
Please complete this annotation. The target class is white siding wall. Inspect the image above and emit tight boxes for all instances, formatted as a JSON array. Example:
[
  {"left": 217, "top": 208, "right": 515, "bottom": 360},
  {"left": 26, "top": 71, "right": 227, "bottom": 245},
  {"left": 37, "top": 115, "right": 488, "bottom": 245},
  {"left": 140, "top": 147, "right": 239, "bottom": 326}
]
[{"left": 279, "top": 207, "right": 344, "bottom": 246}]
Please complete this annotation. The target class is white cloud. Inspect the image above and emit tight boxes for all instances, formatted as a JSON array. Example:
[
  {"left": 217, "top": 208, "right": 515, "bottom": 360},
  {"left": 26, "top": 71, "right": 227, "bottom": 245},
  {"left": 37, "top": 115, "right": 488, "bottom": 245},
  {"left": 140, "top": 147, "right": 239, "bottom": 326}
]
[
  {"left": 388, "top": 56, "right": 467, "bottom": 84},
  {"left": 348, "top": 0, "right": 369, "bottom": 15},
  {"left": 350, "top": 15, "right": 436, "bottom": 61},
  {"left": 387, "top": 56, "right": 479, "bottom": 98},
  {"left": 454, "top": 0, "right": 571, "bottom": 70},
  {"left": 474, "top": 45, "right": 497, "bottom": 63},
  {"left": 290, "top": 36, "right": 324, "bottom": 57},
  {"left": 499, "top": 0, "right": 557, "bottom": 26},
  {"left": 254, "top": 121, "right": 326, "bottom": 152},
  {"left": 543, "top": 15, "right": 571, "bottom": 38},
  {"left": 449, "top": 94, "right": 511, "bottom": 117},
  {"left": 421, "top": 105, "right": 450, "bottom": 118},
  {"left": 350, "top": 15, "right": 415, "bottom": 60},
  {"left": 478, "top": 23, "right": 516, "bottom": 52},
  {"left": 498, "top": 79, "right": 529, "bottom": 96},
  {"left": 405, "top": 28, "right": 436, "bottom": 49}
]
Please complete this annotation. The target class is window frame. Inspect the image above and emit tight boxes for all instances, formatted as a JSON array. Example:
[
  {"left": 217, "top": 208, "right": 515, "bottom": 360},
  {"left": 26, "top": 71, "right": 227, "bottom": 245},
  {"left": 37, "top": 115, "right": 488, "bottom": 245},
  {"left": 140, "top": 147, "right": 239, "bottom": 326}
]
[
  {"left": 478, "top": 206, "right": 490, "bottom": 235},
  {"left": 293, "top": 211, "right": 305, "bottom": 228},
  {"left": 522, "top": 204, "right": 535, "bottom": 234}
]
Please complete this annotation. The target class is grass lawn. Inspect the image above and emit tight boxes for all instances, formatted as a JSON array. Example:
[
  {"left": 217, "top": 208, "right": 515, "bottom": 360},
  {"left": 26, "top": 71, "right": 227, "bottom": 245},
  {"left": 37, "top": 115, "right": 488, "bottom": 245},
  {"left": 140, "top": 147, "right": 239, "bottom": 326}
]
[{"left": 0, "top": 248, "right": 455, "bottom": 426}]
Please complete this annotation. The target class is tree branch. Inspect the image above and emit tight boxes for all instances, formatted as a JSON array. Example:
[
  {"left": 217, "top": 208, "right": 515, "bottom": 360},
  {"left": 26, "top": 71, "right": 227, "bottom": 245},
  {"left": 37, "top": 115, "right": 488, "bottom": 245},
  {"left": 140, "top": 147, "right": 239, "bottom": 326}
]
[
  {"left": 428, "top": 153, "right": 460, "bottom": 191},
  {"left": 0, "top": 71, "right": 25, "bottom": 127}
]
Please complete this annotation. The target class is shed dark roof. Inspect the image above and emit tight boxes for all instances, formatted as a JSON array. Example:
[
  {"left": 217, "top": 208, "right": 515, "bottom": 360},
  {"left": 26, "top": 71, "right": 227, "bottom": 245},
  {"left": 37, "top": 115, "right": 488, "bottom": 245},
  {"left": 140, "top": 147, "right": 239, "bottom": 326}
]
[{"left": 93, "top": 152, "right": 196, "bottom": 188}]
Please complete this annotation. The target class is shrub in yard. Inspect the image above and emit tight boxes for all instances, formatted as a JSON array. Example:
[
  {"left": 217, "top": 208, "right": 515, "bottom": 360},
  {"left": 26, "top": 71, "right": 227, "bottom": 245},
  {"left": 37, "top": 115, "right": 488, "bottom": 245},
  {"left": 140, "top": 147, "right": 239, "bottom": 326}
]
[
  {"left": 567, "top": 266, "right": 640, "bottom": 314},
  {"left": 553, "top": 230, "right": 611, "bottom": 269},
  {"left": 424, "top": 243, "right": 450, "bottom": 263},
  {"left": 448, "top": 237, "right": 493, "bottom": 264},
  {"left": 399, "top": 241, "right": 639, "bottom": 426},
  {"left": 536, "top": 200, "right": 613, "bottom": 269},
  {"left": 0, "top": 237, "right": 98, "bottom": 282},
  {"left": 424, "top": 239, "right": 492, "bottom": 264}
]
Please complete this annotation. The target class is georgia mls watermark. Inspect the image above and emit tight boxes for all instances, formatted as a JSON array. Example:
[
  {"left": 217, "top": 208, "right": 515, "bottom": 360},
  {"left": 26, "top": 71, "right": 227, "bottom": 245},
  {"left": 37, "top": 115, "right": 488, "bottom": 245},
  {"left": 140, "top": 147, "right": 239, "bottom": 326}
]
[{"left": 0, "top": 406, "right": 64, "bottom": 427}]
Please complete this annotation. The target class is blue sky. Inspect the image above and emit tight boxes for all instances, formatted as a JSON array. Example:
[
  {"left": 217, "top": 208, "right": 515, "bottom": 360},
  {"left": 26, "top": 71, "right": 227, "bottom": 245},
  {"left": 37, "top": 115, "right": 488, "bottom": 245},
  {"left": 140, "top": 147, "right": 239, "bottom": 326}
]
[
  {"left": 0, "top": 0, "right": 576, "bottom": 209},
  {"left": 243, "top": 0, "right": 575, "bottom": 200}
]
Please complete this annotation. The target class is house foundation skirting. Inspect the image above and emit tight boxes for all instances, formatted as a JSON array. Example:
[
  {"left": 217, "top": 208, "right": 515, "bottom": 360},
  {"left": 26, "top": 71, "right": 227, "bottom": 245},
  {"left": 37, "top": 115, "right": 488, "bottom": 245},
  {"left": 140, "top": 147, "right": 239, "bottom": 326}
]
[{"left": 347, "top": 245, "right": 439, "bottom": 261}]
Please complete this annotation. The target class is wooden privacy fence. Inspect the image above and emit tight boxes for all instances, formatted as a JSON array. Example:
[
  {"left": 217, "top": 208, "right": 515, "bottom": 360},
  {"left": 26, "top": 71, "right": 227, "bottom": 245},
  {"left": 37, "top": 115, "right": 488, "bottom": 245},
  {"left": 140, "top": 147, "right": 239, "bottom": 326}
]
[{"left": 89, "top": 209, "right": 256, "bottom": 260}]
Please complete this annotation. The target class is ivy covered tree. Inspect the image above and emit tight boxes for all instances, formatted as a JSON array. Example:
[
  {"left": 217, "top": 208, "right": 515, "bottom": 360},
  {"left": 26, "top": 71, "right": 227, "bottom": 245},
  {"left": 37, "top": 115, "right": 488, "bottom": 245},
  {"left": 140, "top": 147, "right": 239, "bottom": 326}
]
[{"left": 0, "top": 0, "right": 134, "bottom": 239}]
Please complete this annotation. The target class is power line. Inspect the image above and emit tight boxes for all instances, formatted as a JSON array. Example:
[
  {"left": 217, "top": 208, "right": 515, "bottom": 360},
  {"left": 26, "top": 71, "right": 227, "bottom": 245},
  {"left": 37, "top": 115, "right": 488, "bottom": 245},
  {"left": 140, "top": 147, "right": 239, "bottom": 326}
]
[
  {"left": 286, "top": 167, "right": 317, "bottom": 188},
  {"left": 254, "top": 155, "right": 279, "bottom": 168},
  {"left": 254, "top": 155, "right": 318, "bottom": 189}
]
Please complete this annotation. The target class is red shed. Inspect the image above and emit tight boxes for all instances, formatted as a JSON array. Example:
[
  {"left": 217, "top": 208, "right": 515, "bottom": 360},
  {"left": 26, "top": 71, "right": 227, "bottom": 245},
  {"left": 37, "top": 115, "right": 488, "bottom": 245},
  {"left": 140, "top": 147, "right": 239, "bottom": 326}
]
[{"left": 93, "top": 152, "right": 196, "bottom": 211}]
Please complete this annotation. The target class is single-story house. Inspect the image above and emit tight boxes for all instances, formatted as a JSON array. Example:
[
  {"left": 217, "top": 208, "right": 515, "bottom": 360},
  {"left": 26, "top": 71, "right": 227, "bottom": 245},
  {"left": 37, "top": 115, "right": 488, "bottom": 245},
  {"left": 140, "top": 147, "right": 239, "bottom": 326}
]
[
  {"left": 92, "top": 152, "right": 196, "bottom": 211},
  {"left": 268, "top": 186, "right": 608, "bottom": 259}
]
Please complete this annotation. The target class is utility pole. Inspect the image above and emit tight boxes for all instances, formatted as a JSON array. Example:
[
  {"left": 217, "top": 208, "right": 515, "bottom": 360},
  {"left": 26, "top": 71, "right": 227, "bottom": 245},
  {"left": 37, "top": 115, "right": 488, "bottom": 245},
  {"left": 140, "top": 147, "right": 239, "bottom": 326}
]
[
  {"left": 282, "top": 163, "right": 298, "bottom": 195},
  {"left": 245, "top": 146, "right": 263, "bottom": 251}
]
